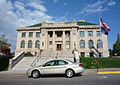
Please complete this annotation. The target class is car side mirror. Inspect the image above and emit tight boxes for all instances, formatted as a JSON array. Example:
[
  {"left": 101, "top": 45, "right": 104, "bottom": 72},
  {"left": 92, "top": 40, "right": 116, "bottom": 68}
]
[{"left": 42, "top": 65, "right": 45, "bottom": 67}]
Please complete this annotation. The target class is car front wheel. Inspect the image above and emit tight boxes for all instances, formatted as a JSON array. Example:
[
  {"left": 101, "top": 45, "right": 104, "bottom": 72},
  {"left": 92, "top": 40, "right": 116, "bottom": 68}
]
[
  {"left": 32, "top": 70, "right": 40, "bottom": 78},
  {"left": 65, "top": 69, "right": 74, "bottom": 78}
]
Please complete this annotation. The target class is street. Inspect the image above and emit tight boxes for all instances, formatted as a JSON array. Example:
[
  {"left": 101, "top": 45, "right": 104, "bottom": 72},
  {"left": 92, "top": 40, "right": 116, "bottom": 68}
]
[{"left": 0, "top": 74, "right": 120, "bottom": 85}]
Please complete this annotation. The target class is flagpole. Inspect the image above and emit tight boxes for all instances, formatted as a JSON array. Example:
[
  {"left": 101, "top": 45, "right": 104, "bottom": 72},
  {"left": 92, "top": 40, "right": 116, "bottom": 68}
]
[{"left": 99, "top": 11, "right": 103, "bottom": 58}]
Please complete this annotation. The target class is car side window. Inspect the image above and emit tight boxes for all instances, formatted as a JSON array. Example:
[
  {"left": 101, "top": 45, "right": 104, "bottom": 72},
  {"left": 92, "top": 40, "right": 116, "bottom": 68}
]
[
  {"left": 45, "top": 61, "right": 55, "bottom": 66},
  {"left": 57, "top": 60, "right": 68, "bottom": 65}
]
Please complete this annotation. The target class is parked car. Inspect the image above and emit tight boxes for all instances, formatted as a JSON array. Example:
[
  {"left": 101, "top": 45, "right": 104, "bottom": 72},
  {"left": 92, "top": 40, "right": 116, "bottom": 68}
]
[{"left": 26, "top": 59, "right": 84, "bottom": 78}]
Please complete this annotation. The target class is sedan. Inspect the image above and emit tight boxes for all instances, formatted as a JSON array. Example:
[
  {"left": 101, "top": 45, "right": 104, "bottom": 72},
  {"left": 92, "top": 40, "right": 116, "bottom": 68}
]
[{"left": 26, "top": 59, "right": 84, "bottom": 78}]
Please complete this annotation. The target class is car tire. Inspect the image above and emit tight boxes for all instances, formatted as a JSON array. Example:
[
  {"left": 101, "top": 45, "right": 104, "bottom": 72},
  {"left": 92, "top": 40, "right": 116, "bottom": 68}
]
[
  {"left": 32, "top": 70, "right": 40, "bottom": 78},
  {"left": 65, "top": 69, "right": 74, "bottom": 78}
]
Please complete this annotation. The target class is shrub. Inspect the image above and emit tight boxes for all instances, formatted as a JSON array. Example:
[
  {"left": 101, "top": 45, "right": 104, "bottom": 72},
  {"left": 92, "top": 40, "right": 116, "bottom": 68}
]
[
  {"left": 0, "top": 56, "right": 13, "bottom": 71},
  {"left": 24, "top": 52, "right": 33, "bottom": 57}
]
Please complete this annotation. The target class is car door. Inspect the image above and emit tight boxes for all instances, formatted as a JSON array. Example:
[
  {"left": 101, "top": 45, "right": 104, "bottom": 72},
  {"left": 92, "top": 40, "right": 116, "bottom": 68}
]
[
  {"left": 53, "top": 60, "right": 68, "bottom": 74},
  {"left": 40, "top": 60, "right": 57, "bottom": 74}
]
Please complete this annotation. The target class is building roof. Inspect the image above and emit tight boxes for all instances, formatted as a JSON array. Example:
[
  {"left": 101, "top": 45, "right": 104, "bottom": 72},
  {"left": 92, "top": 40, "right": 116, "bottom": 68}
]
[
  {"left": 27, "top": 21, "right": 97, "bottom": 27},
  {"left": 28, "top": 23, "right": 42, "bottom": 27},
  {"left": 77, "top": 22, "right": 97, "bottom": 25}
]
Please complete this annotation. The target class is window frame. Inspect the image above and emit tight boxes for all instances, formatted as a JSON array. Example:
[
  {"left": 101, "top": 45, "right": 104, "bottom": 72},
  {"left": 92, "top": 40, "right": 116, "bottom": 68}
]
[
  {"left": 29, "top": 32, "right": 33, "bottom": 37},
  {"left": 22, "top": 32, "right": 26, "bottom": 37},
  {"left": 88, "top": 31, "right": 93, "bottom": 36},
  {"left": 80, "top": 31, "right": 84, "bottom": 37}
]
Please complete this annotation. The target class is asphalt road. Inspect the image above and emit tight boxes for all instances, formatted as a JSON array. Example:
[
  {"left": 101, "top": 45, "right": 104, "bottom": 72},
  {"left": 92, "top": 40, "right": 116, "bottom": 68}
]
[{"left": 0, "top": 74, "right": 120, "bottom": 85}]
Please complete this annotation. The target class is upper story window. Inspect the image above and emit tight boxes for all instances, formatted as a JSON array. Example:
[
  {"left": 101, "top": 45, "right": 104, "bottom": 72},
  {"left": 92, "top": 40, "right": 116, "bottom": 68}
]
[
  {"left": 80, "top": 40, "right": 85, "bottom": 48},
  {"left": 66, "top": 41, "right": 70, "bottom": 45},
  {"left": 28, "top": 40, "right": 32, "bottom": 48},
  {"left": 56, "top": 31, "right": 62, "bottom": 37},
  {"left": 96, "top": 31, "right": 100, "bottom": 36},
  {"left": 88, "top": 31, "right": 93, "bottom": 36},
  {"left": 21, "top": 40, "right": 25, "bottom": 48},
  {"left": 49, "top": 41, "right": 52, "bottom": 45},
  {"left": 97, "top": 40, "right": 103, "bottom": 48},
  {"left": 80, "top": 31, "right": 84, "bottom": 37},
  {"left": 29, "top": 32, "right": 33, "bottom": 37},
  {"left": 36, "top": 32, "right": 40, "bottom": 37},
  {"left": 65, "top": 31, "right": 70, "bottom": 38},
  {"left": 88, "top": 40, "right": 94, "bottom": 48},
  {"left": 35, "top": 40, "right": 40, "bottom": 48},
  {"left": 22, "top": 32, "right": 26, "bottom": 37}
]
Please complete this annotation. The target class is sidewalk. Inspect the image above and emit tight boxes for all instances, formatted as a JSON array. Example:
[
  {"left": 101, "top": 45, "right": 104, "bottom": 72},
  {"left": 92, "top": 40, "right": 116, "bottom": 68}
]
[
  {"left": 0, "top": 68, "right": 120, "bottom": 76},
  {"left": 0, "top": 70, "right": 26, "bottom": 76}
]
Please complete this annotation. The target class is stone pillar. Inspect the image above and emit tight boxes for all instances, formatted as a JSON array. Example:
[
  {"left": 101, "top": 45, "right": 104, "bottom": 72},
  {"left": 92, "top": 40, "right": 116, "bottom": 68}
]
[
  {"left": 52, "top": 31, "right": 55, "bottom": 50},
  {"left": 62, "top": 31, "right": 66, "bottom": 50},
  {"left": 70, "top": 30, "right": 73, "bottom": 50}
]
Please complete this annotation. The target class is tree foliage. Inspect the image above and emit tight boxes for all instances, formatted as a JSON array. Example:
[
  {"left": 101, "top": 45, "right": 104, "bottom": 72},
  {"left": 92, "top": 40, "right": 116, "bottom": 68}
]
[
  {"left": 0, "top": 34, "right": 8, "bottom": 43},
  {"left": 113, "top": 33, "right": 120, "bottom": 56}
]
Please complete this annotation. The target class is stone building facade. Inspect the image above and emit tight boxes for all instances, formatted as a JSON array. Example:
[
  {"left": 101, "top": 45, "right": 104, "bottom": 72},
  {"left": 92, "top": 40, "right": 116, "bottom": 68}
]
[{"left": 15, "top": 20, "right": 109, "bottom": 57}]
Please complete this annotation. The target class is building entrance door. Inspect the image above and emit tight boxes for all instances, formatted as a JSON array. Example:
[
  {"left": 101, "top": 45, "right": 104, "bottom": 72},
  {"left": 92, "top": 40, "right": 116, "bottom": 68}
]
[{"left": 57, "top": 44, "right": 61, "bottom": 51}]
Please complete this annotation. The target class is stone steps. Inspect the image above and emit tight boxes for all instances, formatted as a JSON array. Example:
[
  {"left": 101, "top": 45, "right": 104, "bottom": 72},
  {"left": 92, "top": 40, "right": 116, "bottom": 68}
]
[{"left": 12, "top": 57, "right": 74, "bottom": 71}]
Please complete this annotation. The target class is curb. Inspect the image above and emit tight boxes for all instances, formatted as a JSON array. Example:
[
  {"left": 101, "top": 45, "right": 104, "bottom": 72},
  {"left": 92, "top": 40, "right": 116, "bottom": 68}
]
[{"left": 98, "top": 71, "right": 120, "bottom": 74}]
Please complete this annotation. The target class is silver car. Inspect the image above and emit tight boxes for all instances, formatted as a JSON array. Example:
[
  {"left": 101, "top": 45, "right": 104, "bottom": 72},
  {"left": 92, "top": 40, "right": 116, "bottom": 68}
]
[{"left": 26, "top": 59, "right": 84, "bottom": 78}]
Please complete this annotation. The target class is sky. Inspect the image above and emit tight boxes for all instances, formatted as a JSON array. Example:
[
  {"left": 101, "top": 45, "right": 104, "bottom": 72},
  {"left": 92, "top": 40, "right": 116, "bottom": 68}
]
[{"left": 0, "top": 0, "right": 120, "bottom": 52}]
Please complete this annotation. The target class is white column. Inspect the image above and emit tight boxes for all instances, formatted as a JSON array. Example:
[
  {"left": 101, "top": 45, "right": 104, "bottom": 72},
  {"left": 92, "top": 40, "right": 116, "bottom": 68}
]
[
  {"left": 52, "top": 31, "right": 55, "bottom": 50},
  {"left": 62, "top": 31, "right": 66, "bottom": 50}
]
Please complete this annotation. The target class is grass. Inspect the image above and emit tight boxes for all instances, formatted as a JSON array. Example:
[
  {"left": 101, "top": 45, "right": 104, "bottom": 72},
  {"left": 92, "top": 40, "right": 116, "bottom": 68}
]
[{"left": 80, "top": 57, "right": 120, "bottom": 69}]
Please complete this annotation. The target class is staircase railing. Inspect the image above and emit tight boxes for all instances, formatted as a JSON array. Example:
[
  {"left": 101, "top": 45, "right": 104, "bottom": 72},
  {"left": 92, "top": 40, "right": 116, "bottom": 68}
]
[
  {"left": 9, "top": 51, "right": 25, "bottom": 70},
  {"left": 31, "top": 50, "right": 42, "bottom": 67}
]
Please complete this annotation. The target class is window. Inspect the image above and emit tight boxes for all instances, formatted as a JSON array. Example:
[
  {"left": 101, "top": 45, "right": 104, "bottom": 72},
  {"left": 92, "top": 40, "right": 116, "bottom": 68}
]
[
  {"left": 29, "top": 32, "right": 33, "bottom": 37},
  {"left": 96, "top": 31, "right": 100, "bottom": 36},
  {"left": 45, "top": 61, "right": 56, "bottom": 66},
  {"left": 65, "top": 31, "right": 70, "bottom": 38},
  {"left": 56, "top": 31, "right": 62, "bottom": 37},
  {"left": 97, "top": 40, "right": 103, "bottom": 48},
  {"left": 49, "top": 41, "right": 52, "bottom": 45},
  {"left": 88, "top": 40, "right": 94, "bottom": 48},
  {"left": 35, "top": 40, "right": 40, "bottom": 48},
  {"left": 81, "top": 52, "right": 85, "bottom": 57},
  {"left": 22, "top": 32, "right": 26, "bottom": 37},
  {"left": 36, "top": 32, "right": 40, "bottom": 37},
  {"left": 66, "top": 41, "right": 70, "bottom": 45},
  {"left": 99, "top": 53, "right": 103, "bottom": 57},
  {"left": 48, "top": 31, "right": 53, "bottom": 37},
  {"left": 80, "top": 31, "right": 84, "bottom": 37},
  {"left": 90, "top": 52, "right": 94, "bottom": 57},
  {"left": 57, "top": 60, "right": 68, "bottom": 65},
  {"left": 42, "top": 42, "right": 44, "bottom": 46},
  {"left": 28, "top": 40, "right": 32, "bottom": 48},
  {"left": 21, "top": 40, "right": 25, "bottom": 48},
  {"left": 88, "top": 31, "right": 93, "bottom": 36},
  {"left": 80, "top": 40, "right": 85, "bottom": 48}
]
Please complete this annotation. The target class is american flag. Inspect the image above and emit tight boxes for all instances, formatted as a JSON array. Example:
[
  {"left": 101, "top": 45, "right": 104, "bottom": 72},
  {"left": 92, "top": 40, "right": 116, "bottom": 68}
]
[{"left": 100, "top": 18, "right": 110, "bottom": 35}]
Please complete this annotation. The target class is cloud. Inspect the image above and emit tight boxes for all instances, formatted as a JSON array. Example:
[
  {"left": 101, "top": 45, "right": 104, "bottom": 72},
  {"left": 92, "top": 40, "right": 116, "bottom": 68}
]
[
  {"left": 64, "top": 3, "right": 67, "bottom": 6},
  {"left": 107, "top": 0, "right": 116, "bottom": 6},
  {"left": 0, "top": 0, "right": 54, "bottom": 52},
  {"left": 54, "top": 0, "right": 59, "bottom": 3},
  {"left": 0, "top": 0, "right": 17, "bottom": 52},
  {"left": 13, "top": 0, "right": 54, "bottom": 27},
  {"left": 27, "top": 2, "right": 47, "bottom": 12},
  {"left": 78, "top": 0, "right": 108, "bottom": 15}
]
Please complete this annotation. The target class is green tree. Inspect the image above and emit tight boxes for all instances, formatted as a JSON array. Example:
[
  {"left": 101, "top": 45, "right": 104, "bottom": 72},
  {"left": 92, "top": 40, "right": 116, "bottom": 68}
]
[
  {"left": 113, "top": 33, "right": 120, "bottom": 56},
  {"left": 0, "top": 34, "right": 8, "bottom": 43}
]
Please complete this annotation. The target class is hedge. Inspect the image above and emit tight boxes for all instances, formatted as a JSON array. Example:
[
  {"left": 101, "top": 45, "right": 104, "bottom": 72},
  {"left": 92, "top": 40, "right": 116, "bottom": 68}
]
[{"left": 80, "top": 57, "right": 120, "bottom": 69}]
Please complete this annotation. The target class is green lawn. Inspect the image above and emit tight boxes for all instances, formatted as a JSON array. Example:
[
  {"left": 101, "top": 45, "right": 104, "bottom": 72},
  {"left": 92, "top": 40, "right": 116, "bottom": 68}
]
[{"left": 80, "top": 57, "right": 120, "bottom": 69}]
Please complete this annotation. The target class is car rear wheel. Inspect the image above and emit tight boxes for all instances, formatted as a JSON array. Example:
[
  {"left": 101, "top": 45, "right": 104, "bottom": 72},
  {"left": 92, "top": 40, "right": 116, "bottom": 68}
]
[
  {"left": 65, "top": 69, "right": 74, "bottom": 78},
  {"left": 32, "top": 70, "right": 40, "bottom": 78}
]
